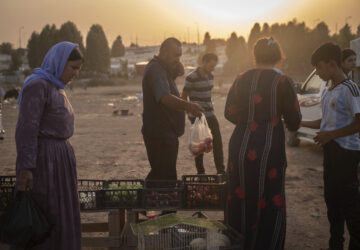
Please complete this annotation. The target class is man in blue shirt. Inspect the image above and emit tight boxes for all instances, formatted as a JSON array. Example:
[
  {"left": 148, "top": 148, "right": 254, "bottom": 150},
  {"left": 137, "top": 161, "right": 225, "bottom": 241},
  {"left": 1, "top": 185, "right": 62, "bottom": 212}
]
[
  {"left": 142, "top": 38, "right": 203, "bottom": 182},
  {"left": 302, "top": 43, "right": 360, "bottom": 250}
]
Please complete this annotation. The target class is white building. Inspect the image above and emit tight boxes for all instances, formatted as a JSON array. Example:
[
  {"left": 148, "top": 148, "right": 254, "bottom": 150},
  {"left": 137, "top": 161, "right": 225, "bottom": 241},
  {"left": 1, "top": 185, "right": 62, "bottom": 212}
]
[{"left": 0, "top": 54, "right": 11, "bottom": 71}]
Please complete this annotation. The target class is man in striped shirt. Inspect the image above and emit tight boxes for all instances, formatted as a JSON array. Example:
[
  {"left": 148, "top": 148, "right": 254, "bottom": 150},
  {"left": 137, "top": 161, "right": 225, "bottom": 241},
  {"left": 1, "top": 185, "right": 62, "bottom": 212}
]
[{"left": 181, "top": 53, "right": 225, "bottom": 175}]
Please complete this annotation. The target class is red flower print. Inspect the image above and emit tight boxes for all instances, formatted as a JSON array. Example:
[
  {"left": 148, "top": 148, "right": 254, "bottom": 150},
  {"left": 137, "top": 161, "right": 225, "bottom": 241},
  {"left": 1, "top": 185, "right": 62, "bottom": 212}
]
[
  {"left": 294, "top": 100, "right": 300, "bottom": 112},
  {"left": 273, "top": 194, "right": 286, "bottom": 211},
  {"left": 271, "top": 116, "right": 279, "bottom": 126},
  {"left": 251, "top": 94, "right": 262, "bottom": 104},
  {"left": 268, "top": 168, "right": 277, "bottom": 179},
  {"left": 227, "top": 194, "right": 232, "bottom": 201},
  {"left": 250, "top": 121, "right": 259, "bottom": 132},
  {"left": 248, "top": 150, "right": 257, "bottom": 161},
  {"left": 229, "top": 162, "right": 234, "bottom": 173},
  {"left": 227, "top": 104, "right": 237, "bottom": 115},
  {"left": 280, "top": 75, "right": 287, "bottom": 83},
  {"left": 235, "top": 187, "right": 245, "bottom": 199},
  {"left": 258, "top": 198, "right": 266, "bottom": 209}
]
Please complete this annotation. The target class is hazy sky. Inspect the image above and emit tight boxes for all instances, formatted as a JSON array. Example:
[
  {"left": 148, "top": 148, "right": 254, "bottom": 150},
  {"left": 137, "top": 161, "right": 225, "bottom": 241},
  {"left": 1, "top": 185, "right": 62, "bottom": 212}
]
[{"left": 1, "top": 0, "right": 360, "bottom": 48}]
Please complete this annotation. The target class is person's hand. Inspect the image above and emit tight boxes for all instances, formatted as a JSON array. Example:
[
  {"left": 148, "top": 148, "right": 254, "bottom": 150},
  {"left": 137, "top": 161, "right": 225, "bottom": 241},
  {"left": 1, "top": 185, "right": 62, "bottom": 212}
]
[
  {"left": 187, "top": 102, "right": 204, "bottom": 117},
  {"left": 17, "top": 169, "right": 33, "bottom": 191},
  {"left": 314, "top": 131, "right": 334, "bottom": 146}
]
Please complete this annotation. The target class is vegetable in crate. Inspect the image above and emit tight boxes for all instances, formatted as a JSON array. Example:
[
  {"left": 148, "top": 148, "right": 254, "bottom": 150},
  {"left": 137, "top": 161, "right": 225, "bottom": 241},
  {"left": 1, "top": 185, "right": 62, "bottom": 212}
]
[
  {"left": 106, "top": 183, "right": 142, "bottom": 202},
  {"left": 187, "top": 185, "right": 220, "bottom": 208}
]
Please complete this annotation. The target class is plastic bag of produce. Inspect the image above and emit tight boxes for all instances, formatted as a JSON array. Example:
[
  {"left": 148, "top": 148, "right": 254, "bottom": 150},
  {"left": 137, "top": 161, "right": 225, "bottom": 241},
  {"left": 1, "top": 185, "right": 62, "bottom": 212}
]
[
  {"left": 0, "top": 191, "right": 52, "bottom": 248},
  {"left": 189, "top": 114, "right": 213, "bottom": 156}
]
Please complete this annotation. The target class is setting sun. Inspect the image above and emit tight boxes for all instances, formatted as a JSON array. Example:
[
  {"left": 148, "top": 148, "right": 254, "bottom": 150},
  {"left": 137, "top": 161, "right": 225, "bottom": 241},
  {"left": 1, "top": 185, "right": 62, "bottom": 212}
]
[{"left": 181, "top": 0, "right": 289, "bottom": 21}]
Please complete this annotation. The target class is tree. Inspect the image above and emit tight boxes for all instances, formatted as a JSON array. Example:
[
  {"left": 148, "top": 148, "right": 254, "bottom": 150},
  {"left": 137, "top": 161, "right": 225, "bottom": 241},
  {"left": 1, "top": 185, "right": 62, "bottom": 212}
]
[
  {"left": 38, "top": 24, "right": 60, "bottom": 61},
  {"left": 27, "top": 24, "right": 59, "bottom": 68},
  {"left": 336, "top": 23, "right": 355, "bottom": 48},
  {"left": 10, "top": 49, "right": 23, "bottom": 71},
  {"left": 27, "top": 31, "right": 42, "bottom": 68},
  {"left": 58, "top": 21, "right": 84, "bottom": 52},
  {"left": 357, "top": 24, "right": 360, "bottom": 38},
  {"left": 85, "top": 24, "right": 110, "bottom": 73},
  {"left": 248, "top": 23, "right": 261, "bottom": 50},
  {"left": 224, "top": 32, "right": 248, "bottom": 74},
  {"left": 262, "top": 23, "right": 270, "bottom": 37},
  {"left": 0, "top": 42, "right": 13, "bottom": 54},
  {"left": 203, "top": 32, "right": 211, "bottom": 46},
  {"left": 111, "top": 35, "right": 125, "bottom": 57}
]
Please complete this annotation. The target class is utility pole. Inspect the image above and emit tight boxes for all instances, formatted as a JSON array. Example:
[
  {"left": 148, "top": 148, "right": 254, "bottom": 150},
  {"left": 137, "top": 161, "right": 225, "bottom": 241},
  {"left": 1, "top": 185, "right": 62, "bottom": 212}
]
[
  {"left": 187, "top": 27, "right": 190, "bottom": 44},
  {"left": 345, "top": 16, "right": 352, "bottom": 25},
  {"left": 19, "top": 26, "right": 24, "bottom": 49}
]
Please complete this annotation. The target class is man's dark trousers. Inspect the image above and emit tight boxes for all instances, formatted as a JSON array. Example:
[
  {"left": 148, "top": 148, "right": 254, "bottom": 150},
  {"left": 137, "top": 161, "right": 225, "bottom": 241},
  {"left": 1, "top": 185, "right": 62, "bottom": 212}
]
[
  {"left": 190, "top": 115, "right": 225, "bottom": 174},
  {"left": 323, "top": 140, "right": 360, "bottom": 250},
  {"left": 144, "top": 136, "right": 179, "bottom": 182}
]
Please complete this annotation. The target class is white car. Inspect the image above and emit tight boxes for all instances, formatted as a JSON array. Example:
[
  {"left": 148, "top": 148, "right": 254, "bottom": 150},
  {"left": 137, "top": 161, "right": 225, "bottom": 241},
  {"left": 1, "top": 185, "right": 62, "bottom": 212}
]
[{"left": 287, "top": 70, "right": 327, "bottom": 146}]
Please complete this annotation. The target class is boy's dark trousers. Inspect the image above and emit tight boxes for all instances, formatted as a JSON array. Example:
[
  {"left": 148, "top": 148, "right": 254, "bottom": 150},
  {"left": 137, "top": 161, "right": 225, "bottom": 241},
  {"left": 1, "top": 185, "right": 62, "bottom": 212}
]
[
  {"left": 323, "top": 140, "right": 360, "bottom": 250},
  {"left": 190, "top": 115, "right": 225, "bottom": 174}
]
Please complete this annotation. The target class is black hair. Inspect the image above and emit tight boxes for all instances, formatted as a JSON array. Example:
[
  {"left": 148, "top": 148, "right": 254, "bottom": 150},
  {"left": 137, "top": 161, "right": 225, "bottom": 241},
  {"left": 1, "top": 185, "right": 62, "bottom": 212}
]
[
  {"left": 311, "top": 42, "right": 341, "bottom": 67},
  {"left": 202, "top": 53, "right": 218, "bottom": 63},
  {"left": 342, "top": 48, "right": 356, "bottom": 62},
  {"left": 160, "top": 37, "right": 181, "bottom": 52},
  {"left": 253, "top": 37, "right": 282, "bottom": 65},
  {"left": 68, "top": 47, "right": 84, "bottom": 62}
]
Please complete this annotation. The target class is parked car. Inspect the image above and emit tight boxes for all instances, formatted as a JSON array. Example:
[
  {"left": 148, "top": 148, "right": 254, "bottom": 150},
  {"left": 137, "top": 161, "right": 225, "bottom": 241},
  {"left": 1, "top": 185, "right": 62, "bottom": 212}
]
[{"left": 287, "top": 69, "right": 327, "bottom": 146}]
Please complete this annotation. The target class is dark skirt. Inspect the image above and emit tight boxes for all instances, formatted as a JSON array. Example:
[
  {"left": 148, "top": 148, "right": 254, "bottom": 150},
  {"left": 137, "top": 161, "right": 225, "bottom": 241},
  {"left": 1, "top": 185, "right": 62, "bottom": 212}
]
[
  {"left": 13, "top": 138, "right": 81, "bottom": 250},
  {"left": 225, "top": 123, "right": 287, "bottom": 250}
]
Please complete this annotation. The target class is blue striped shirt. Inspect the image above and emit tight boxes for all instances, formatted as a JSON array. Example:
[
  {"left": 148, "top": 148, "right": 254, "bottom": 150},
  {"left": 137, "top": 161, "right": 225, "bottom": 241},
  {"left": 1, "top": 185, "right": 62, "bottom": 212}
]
[
  {"left": 320, "top": 79, "right": 360, "bottom": 151},
  {"left": 184, "top": 68, "right": 214, "bottom": 118}
]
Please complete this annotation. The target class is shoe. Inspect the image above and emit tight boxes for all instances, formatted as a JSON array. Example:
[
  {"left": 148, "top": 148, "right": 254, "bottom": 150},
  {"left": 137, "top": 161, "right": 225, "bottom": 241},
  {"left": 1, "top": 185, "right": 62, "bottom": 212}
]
[{"left": 217, "top": 170, "right": 226, "bottom": 175}]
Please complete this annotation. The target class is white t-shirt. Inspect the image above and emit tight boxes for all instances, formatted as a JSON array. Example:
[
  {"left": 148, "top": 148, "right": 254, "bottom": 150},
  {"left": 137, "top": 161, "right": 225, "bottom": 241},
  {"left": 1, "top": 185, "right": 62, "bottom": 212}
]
[{"left": 320, "top": 79, "right": 360, "bottom": 151}]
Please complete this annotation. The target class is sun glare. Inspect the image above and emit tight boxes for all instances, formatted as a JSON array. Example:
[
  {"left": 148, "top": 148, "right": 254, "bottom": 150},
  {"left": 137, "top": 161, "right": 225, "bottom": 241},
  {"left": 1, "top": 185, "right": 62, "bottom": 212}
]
[{"left": 182, "top": 0, "right": 289, "bottom": 21}]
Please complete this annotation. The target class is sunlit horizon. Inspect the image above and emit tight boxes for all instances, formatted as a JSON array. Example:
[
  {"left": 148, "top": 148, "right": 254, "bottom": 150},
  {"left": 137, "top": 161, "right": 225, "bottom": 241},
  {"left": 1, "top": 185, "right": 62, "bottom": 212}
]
[{"left": 1, "top": 0, "right": 360, "bottom": 47}]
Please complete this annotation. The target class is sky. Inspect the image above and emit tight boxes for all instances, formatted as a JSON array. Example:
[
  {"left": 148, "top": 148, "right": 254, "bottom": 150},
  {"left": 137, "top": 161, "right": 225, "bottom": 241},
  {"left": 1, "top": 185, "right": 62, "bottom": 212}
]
[{"left": 1, "top": 0, "right": 360, "bottom": 48}]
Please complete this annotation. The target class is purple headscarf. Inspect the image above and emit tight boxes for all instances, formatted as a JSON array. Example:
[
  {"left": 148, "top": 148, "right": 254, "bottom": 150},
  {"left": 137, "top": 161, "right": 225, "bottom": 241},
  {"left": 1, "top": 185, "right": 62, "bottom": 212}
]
[{"left": 18, "top": 41, "right": 78, "bottom": 104}]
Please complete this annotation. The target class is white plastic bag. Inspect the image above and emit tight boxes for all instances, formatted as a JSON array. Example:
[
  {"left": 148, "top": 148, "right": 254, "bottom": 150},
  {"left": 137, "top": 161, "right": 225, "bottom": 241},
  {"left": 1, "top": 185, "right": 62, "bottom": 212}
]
[{"left": 189, "top": 114, "right": 213, "bottom": 156}]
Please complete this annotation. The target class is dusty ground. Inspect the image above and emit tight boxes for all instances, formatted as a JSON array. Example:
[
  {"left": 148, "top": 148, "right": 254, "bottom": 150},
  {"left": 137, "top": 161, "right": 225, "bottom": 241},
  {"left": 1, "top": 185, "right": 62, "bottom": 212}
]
[{"left": 0, "top": 79, "right": 352, "bottom": 250}]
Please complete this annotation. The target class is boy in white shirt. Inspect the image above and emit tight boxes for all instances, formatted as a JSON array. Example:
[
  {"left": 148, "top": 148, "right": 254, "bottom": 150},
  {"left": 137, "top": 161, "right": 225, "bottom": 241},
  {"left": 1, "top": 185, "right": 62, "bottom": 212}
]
[{"left": 302, "top": 43, "right": 360, "bottom": 250}]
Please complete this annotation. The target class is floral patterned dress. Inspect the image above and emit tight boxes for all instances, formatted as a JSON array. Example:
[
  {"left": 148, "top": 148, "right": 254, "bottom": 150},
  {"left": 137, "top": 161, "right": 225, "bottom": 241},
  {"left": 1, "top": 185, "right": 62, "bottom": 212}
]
[{"left": 224, "top": 69, "right": 301, "bottom": 250}]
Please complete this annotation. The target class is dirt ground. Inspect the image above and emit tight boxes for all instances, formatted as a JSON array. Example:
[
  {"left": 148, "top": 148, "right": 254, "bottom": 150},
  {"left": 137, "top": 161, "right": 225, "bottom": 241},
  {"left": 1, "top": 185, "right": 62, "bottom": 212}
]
[{"left": 0, "top": 79, "right": 353, "bottom": 250}]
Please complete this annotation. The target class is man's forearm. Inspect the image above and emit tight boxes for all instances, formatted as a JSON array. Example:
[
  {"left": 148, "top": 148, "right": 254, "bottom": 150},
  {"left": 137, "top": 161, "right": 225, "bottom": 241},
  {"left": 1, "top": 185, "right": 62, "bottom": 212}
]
[
  {"left": 161, "top": 94, "right": 190, "bottom": 111},
  {"left": 181, "top": 90, "right": 189, "bottom": 101},
  {"left": 301, "top": 119, "right": 322, "bottom": 129}
]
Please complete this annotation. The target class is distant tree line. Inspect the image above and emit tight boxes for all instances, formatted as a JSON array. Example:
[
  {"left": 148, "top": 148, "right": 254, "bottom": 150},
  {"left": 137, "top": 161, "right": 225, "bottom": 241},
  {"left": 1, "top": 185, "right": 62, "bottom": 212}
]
[
  {"left": 24, "top": 21, "right": 125, "bottom": 73},
  {"left": 1, "top": 19, "right": 359, "bottom": 79},
  {"left": 203, "top": 19, "right": 360, "bottom": 79}
]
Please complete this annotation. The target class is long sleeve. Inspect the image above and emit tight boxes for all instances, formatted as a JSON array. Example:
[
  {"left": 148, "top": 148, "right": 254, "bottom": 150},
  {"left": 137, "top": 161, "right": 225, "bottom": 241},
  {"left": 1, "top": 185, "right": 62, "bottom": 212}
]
[
  {"left": 15, "top": 81, "right": 47, "bottom": 170},
  {"left": 278, "top": 76, "right": 302, "bottom": 131},
  {"left": 224, "top": 77, "right": 240, "bottom": 125}
]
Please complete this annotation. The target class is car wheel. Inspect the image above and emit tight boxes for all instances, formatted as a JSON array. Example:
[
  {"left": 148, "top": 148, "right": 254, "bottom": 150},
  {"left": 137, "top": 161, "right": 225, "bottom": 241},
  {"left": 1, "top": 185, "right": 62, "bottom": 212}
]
[{"left": 286, "top": 130, "right": 300, "bottom": 147}]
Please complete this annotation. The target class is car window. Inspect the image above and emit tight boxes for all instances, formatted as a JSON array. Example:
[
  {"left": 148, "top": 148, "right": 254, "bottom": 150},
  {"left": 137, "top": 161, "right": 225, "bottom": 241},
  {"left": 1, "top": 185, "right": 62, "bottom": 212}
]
[{"left": 302, "top": 73, "right": 326, "bottom": 95}]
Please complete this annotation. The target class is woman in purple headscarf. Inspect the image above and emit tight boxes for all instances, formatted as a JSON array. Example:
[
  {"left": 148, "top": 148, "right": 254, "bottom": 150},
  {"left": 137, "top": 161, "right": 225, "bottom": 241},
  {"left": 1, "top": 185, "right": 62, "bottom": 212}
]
[{"left": 14, "top": 42, "right": 83, "bottom": 250}]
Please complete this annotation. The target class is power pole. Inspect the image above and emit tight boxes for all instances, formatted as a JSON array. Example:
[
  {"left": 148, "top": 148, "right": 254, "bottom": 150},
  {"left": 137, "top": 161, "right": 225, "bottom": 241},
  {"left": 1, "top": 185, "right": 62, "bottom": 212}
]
[{"left": 19, "top": 26, "right": 24, "bottom": 48}]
